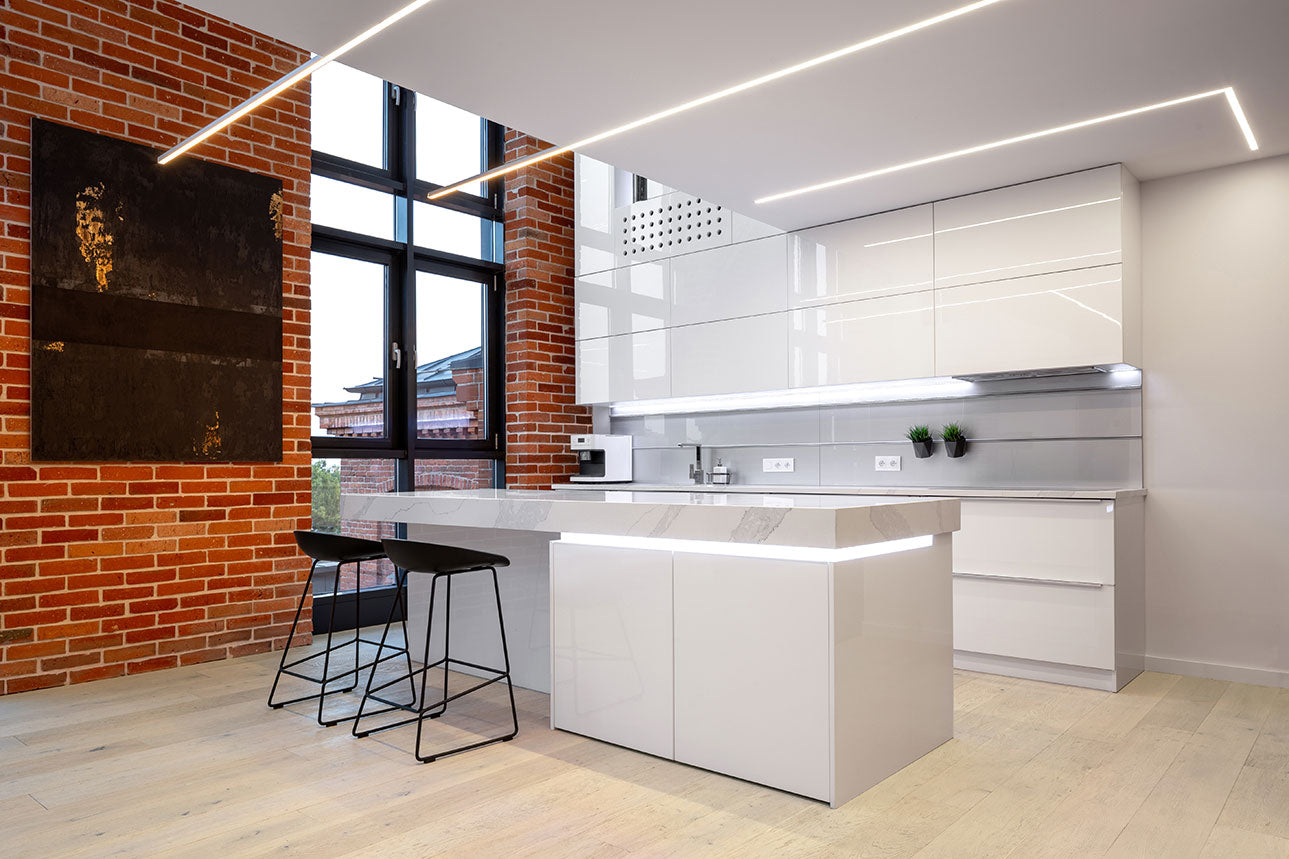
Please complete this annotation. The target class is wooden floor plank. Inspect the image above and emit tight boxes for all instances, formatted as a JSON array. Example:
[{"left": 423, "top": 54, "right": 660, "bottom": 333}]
[
  {"left": 1, "top": 637, "right": 1286, "bottom": 859},
  {"left": 1104, "top": 681, "right": 1277, "bottom": 858}
]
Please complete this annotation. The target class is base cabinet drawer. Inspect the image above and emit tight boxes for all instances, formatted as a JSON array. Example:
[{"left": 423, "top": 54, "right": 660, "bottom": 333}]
[
  {"left": 551, "top": 543, "right": 675, "bottom": 759},
  {"left": 953, "top": 575, "right": 1115, "bottom": 670}
]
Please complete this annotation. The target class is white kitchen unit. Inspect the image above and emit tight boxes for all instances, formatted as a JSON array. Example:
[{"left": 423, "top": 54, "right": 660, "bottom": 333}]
[
  {"left": 952, "top": 494, "right": 1144, "bottom": 692},
  {"left": 573, "top": 164, "right": 1142, "bottom": 406},
  {"left": 343, "top": 488, "right": 960, "bottom": 808},
  {"left": 934, "top": 165, "right": 1141, "bottom": 376},
  {"left": 556, "top": 483, "right": 1146, "bottom": 692}
]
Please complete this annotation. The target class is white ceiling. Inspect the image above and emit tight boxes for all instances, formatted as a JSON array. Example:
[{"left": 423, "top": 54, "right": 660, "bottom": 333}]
[{"left": 185, "top": 0, "right": 1289, "bottom": 230}]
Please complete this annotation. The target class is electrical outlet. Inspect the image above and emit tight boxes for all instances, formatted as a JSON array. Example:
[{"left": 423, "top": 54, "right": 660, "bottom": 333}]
[
  {"left": 762, "top": 457, "right": 795, "bottom": 473},
  {"left": 875, "top": 455, "right": 902, "bottom": 472}
]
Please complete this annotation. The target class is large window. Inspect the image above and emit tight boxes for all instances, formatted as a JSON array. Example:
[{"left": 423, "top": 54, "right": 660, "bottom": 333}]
[{"left": 309, "top": 65, "right": 505, "bottom": 614}]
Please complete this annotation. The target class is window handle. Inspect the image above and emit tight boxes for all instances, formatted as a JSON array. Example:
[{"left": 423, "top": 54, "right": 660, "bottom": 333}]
[{"left": 392, "top": 341, "right": 403, "bottom": 370}]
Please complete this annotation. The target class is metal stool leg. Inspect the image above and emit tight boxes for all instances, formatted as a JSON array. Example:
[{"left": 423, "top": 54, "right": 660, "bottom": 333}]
[
  {"left": 268, "top": 559, "right": 318, "bottom": 709},
  {"left": 490, "top": 566, "right": 520, "bottom": 743}
]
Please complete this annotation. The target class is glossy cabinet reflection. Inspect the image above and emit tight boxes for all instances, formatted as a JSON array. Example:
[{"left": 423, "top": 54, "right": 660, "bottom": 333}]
[
  {"left": 933, "top": 166, "right": 1124, "bottom": 288},
  {"left": 573, "top": 164, "right": 1141, "bottom": 404},
  {"left": 790, "top": 292, "right": 934, "bottom": 387},
  {"left": 576, "top": 329, "right": 670, "bottom": 403},
  {"left": 670, "top": 313, "right": 788, "bottom": 397},
  {"left": 575, "top": 260, "right": 670, "bottom": 339},
  {"left": 791, "top": 204, "right": 933, "bottom": 305},
  {"left": 551, "top": 542, "right": 674, "bottom": 759},
  {"left": 670, "top": 234, "right": 790, "bottom": 326},
  {"left": 673, "top": 553, "right": 831, "bottom": 801},
  {"left": 935, "top": 266, "right": 1125, "bottom": 376}
]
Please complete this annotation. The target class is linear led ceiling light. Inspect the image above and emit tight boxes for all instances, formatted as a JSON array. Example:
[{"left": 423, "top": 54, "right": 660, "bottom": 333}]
[
  {"left": 757, "top": 87, "right": 1259, "bottom": 205},
  {"left": 158, "top": 0, "right": 442, "bottom": 165},
  {"left": 426, "top": 0, "right": 1015, "bottom": 200}
]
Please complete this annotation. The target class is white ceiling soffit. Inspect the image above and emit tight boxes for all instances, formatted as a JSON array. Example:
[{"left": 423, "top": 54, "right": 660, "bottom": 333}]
[{"left": 184, "top": 0, "right": 1289, "bottom": 231}]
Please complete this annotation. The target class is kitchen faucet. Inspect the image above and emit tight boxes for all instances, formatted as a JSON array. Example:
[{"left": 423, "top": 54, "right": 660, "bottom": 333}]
[{"left": 678, "top": 442, "right": 705, "bottom": 484}]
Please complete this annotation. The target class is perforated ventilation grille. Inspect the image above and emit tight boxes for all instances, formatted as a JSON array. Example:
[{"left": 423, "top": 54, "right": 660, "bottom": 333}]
[{"left": 615, "top": 192, "right": 729, "bottom": 263}]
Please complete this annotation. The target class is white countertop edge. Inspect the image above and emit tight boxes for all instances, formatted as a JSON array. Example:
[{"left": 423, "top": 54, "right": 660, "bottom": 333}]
[
  {"left": 340, "top": 489, "right": 960, "bottom": 550},
  {"left": 553, "top": 483, "right": 1146, "bottom": 501}
]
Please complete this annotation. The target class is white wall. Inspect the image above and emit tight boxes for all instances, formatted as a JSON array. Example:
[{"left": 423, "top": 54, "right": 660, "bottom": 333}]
[{"left": 1141, "top": 154, "right": 1289, "bottom": 687}]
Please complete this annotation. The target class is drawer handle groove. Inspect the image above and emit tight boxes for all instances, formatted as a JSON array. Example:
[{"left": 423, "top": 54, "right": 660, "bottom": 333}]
[{"left": 952, "top": 571, "right": 1105, "bottom": 588}]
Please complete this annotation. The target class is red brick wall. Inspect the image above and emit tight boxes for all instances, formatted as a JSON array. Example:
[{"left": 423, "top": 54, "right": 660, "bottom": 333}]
[
  {"left": 0, "top": 0, "right": 312, "bottom": 694},
  {"left": 502, "top": 131, "right": 589, "bottom": 487}
]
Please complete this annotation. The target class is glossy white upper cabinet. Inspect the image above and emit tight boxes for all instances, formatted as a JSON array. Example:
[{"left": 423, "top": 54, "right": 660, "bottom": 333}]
[
  {"left": 671, "top": 313, "right": 788, "bottom": 397},
  {"left": 576, "top": 329, "right": 670, "bottom": 404},
  {"left": 790, "top": 292, "right": 934, "bottom": 387},
  {"left": 935, "top": 266, "right": 1126, "bottom": 376},
  {"left": 575, "top": 260, "right": 670, "bottom": 339},
  {"left": 934, "top": 166, "right": 1126, "bottom": 289},
  {"left": 791, "top": 205, "right": 933, "bottom": 306},
  {"left": 669, "top": 235, "right": 791, "bottom": 326},
  {"left": 574, "top": 154, "right": 618, "bottom": 277}
]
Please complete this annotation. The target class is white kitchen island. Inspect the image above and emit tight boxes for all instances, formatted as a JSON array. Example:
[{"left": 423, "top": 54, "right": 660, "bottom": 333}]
[{"left": 342, "top": 488, "right": 960, "bottom": 807}]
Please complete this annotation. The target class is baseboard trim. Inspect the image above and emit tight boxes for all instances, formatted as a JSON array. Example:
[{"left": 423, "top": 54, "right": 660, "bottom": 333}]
[
  {"left": 1143, "top": 655, "right": 1289, "bottom": 689},
  {"left": 954, "top": 650, "right": 1123, "bottom": 692}
]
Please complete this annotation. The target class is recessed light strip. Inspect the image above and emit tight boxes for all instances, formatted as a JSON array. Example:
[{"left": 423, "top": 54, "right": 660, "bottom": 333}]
[
  {"left": 608, "top": 376, "right": 975, "bottom": 417},
  {"left": 426, "top": 0, "right": 1016, "bottom": 200},
  {"left": 158, "top": 0, "right": 442, "bottom": 165},
  {"left": 559, "top": 532, "right": 935, "bottom": 564},
  {"left": 756, "top": 87, "right": 1259, "bottom": 205}
]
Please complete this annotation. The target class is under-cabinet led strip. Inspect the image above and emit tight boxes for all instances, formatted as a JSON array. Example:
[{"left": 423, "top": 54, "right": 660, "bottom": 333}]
[
  {"left": 559, "top": 532, "right": 935, "bottom": 563},
  {"left": 756, "top": 87, "right": 1259, "bottom": 205}
]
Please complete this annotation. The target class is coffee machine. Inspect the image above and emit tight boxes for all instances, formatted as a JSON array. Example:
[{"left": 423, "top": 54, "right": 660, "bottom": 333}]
[{"left": 569, "top": 434, "right": 633, "bottom": 483}]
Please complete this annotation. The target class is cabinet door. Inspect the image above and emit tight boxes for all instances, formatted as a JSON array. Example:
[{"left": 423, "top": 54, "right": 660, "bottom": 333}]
[
  {"left": 790, "top": 291, "right": 934, "bottom": 387},
  {"left": 934, "top": 166, "right": 1124, "bottom": 288},
  {"left": 934, "top": 266, "right": 1125, "bottom": 376},
  {"left": 551, "top": 542, "right": 674, "bottom": 758},
  {"left": 575, "top": 260, "right": 670, "bottom": 339},
  {"left": 673, "top": 553, "right": 830, "bottom": 801},
  {"left": 670, "top": 312, "right": 788, "bottom": 397},
  {"left": 669, "top": 234, "right": 791, "bottom": 326},
  {"left": 791, "top": 204, "right": 933, "bottom": 306},
  {"left": 576, "top": 329, "right": 671, "bottom": 404}
]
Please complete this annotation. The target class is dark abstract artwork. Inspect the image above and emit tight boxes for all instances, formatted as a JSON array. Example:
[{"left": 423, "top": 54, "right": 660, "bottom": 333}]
[{"left": 30, "top": 119, "right": 283, "bottom": 462}]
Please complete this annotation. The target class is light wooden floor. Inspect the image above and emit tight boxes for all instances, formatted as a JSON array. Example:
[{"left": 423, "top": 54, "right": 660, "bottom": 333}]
[{"left": 1, "top": 632, "right": 1286, "bottom": 858}]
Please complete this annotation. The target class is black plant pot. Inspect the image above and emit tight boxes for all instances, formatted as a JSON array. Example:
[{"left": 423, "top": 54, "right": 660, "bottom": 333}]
[
  {"left": 911, "top": 438, "right": 935, "bottom": 458},
  {"left": 945, "top": 439, "right": 967, "bottom": 458}
]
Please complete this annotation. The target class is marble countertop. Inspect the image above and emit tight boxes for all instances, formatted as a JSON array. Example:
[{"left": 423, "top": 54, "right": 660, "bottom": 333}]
[
  {"left": 342, "top": 488, "right": 960, "bottom": 550},
  {"left": 553, "top": 483, "right": 1146, "bottom": 501}
]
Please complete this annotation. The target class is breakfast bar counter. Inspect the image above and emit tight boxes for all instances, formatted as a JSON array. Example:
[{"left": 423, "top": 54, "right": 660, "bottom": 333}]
[{"left": 343, "top": 488, "right": 961, "bottom": 807}]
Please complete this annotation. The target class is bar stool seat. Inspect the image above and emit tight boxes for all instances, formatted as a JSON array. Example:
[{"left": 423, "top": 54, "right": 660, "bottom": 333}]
[
  {"left": 351, "top": 538, "right": 518, "bottom": 763},
  {"left": 268, "top": 530, "right": 415, "bottom": 726}
]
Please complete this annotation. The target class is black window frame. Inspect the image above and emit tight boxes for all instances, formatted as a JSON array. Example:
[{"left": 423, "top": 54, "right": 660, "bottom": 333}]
[
  {"left": 310, "top": 80, "right": 507, "bottom": 478},
  {"left": 308, "top": 76, "right": 506, "bottom": 627}
]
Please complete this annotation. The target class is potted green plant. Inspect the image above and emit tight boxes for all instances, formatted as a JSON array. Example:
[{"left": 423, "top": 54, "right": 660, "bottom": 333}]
[
  {"left": 942, "top": 423, "right": 967, "bottom": 458},
  {"left": 907, "top": 424, "right": 934, "bottom": 458}
]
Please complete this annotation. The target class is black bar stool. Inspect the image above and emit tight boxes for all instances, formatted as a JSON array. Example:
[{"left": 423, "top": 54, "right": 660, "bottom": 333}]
[
  {"left": 268, "top": 530, "right": 415, "bottom": 726},
  {"left": 352, "top": 538, "right": 518, "bottom": 763}
]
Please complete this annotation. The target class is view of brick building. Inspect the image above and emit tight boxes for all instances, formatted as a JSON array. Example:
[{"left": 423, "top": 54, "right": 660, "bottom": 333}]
[{"left": 311, "top": 347, "right": 494, "bottom": 590}]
